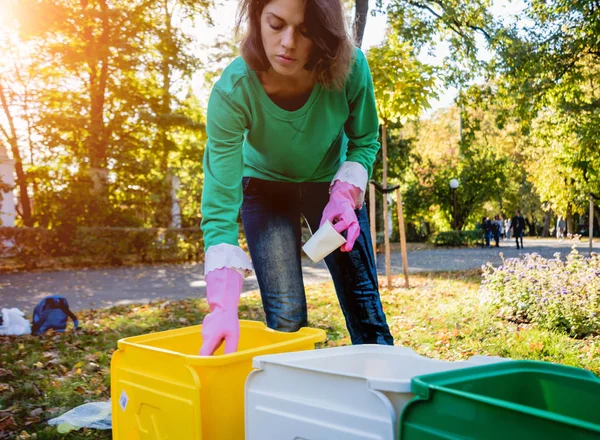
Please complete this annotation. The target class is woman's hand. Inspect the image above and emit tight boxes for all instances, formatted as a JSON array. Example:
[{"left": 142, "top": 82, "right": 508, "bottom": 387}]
[
  {"left": 319, "top": 181, "right": 362, "bottom": 252},
  {"left": 199, "top": 267, "right": 244, "bottom": 356}
]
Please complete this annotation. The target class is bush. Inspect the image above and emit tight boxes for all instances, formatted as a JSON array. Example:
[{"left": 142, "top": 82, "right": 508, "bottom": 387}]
[
  {"left": 479, "top": 250, "right": 600, "bottom": 337},
  {"left": 0, "top": 227, "right": 204, "bottom": 270},
  {"left": 430, "top": 230, "right": 482, "bottom": 246}
]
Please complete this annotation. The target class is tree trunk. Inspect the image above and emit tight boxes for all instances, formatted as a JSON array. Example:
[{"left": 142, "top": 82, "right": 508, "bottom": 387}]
[
  {"left": 83, "top": 0, "right": 110, "bottom": 197},
  {"left": 396, "top": 187, "right": 409, "bottom": 288},
  {"left": 369, "top": 182, "right": 376, "bottom": 260},
  {"left": 0, "top": 82, "right": 33, "bottom": 226},
  {"left": 566, "top": 203, "right": 574, "bottom": 234},
  {"left": 590, "top": 194, "right": 595, "bottom": 256},
  {"left": 157, "top": 0, "right": 174, "bottom": 227},
  {"left": 382, "top": 123, "right": 391, "bottom": 288},
  {"left": 542, "top": 210, "right": 551, "bottom": 237},
  {"left": 353, "top": 0, "right": 369, "bottom": 47}
]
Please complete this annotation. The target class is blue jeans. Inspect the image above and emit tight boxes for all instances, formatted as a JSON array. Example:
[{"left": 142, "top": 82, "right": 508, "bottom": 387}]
[{"left": 241, "top": 177, "right": 393, "bottom": 345}]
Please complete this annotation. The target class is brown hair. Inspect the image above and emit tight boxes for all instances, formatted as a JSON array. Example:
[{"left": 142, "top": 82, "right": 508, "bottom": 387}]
[{"left": 236, "top": 0, "right": 355, "bottom": 90}]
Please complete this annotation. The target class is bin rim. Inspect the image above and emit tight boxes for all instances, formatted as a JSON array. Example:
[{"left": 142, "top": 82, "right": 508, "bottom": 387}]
[
  {"left": 406, "top": 360, "right": 600, "bottom": 434},
  {"left": 115, "top": 320, "right": 326, "bottom": 366},
  {"left": 251, "top": 345, "right": 506, "bottom": 393}
]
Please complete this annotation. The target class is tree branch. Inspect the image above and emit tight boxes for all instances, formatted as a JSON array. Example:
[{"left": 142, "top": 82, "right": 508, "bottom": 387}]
[
  {"left": 403, "top": 0, "right": 493, "bottom": 43},
  {"left": 0, "top": 81, "right": 18, "bottom": 143},
  {"left": 430, "top": 0, "right": 492, "bottom": 41}
]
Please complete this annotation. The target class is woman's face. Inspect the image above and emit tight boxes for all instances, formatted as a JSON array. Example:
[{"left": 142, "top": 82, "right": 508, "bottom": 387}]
[{"left": 260, "top": 0, "right": 313, "bottom": 79}]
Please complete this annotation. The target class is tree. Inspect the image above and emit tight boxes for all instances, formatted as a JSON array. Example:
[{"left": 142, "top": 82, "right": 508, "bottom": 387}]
[
  {"left": 0, "top": 18, "right": 40, "bottom": 226},
  {"left": 368, "top": 31, "right": 436, "bottom": 284},
  {"left": 3, "top": 0, "right": 212, "bottom": 228},
  {"left": 384, "top": 0, "right": 496, "bottom": 88},
  {"left": 493, "top": 0, "right": 600, "bottom": 231},
  {"left": 353, "top": 0, "right": 368, "bottom": 47}
]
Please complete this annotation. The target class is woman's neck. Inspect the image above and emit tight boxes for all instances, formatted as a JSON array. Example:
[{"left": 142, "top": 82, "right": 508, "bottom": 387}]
[{"left": 259, "top": 68, "right": 315, "bottom": 95}]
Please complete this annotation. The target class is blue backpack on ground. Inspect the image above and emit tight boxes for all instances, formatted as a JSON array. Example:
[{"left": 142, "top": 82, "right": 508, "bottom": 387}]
[{"left": 31, "top": 295, "right": 79, "bottom": 335}]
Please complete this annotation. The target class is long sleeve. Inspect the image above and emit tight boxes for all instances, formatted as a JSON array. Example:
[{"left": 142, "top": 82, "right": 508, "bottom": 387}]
[
  {"left": 343, "top": 49, "right": 381, "bottom": 180},
  {"left": 330, "top": 49, "right": 380, "bottom": 207},
  {"left": 201, "top": 85, "right": 253, "bottom": 275}
]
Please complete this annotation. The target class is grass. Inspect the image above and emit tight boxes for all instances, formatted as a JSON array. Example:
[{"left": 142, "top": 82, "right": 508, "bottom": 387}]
[{"left": 2, "top": 270, "right": 600, "bottom": 439}]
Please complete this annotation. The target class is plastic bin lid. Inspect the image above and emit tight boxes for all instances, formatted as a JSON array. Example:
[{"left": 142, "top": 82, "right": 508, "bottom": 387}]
[{"left": 252, "top": 344, "right": 507, "bottom": 393}]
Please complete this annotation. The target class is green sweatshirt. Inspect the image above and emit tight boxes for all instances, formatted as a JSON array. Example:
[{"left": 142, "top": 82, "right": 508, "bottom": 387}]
[{"left": 201, "top": 48, "right": 380, "bottom": 250}]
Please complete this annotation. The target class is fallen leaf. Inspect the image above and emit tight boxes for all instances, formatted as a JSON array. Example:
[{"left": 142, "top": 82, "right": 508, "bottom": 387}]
[
  {"left": 83, "top": 353, "right": 100, "bottom": 362},
  {"left": 31, "top": 384, "right": 41, "bottom": 396},
  {"left": 23, "top": 416, "right": 41, "bottom": 426},
  {"left": 0, "top": 383, "right": 13, "bottom": 393},
  {"left": 0, "top": 368, "right": 14, "bottom": 378},
  {"left": 74, "top": 386, "right": 87, "bottom": 395},
  {"left": 57, "top": 422, "right": 78, "bottom": 434},
  {"left": 0, "top": 414, "right": 17, "bottom": 431},
  {"left": 30, "top": 408, "right": 43, "bottom": 418}
]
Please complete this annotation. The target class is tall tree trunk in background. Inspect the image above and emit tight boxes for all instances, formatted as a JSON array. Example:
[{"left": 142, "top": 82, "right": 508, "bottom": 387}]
[
  {"left": 381, "top": 123, "right": 391, "bottom": 288},
  {"left": 353, "top": 0, "right": 368, "bottom": 47},
  {"left": 0, "top": 82, "right": 33, "bottom": 226},
  {"left": 156, "top": 0, "right": 174, "bottom": 227},
  {"left": 20, "top": 71, "right": 39, "bottom": 210},
  {"left": 566, "top": 202, "right": 574, "bottom": 234},
  {"left": 83, "top": 0, "right": 110, "bottom": 199},
  {"left": 542, "top": 210, "right": 551, "bottom": 237}
]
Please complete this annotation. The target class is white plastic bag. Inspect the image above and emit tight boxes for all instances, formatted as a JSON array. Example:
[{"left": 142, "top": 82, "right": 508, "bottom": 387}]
[
  {"left": 0, "top": 308, "right": 31, "bottom": 335},
  {"left": 48, "top": 401, "right": 112, "bottom": 433}
]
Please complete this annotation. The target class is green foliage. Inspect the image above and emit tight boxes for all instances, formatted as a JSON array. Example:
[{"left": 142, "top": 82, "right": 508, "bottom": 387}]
[
  {"left": 384, "top": 0, "right": 497, "bottom": 87},
  {"left": 492, "top": 0, "right": 600, "bottom": 217},
  {"left": 1, "top": 0, "right": 211, "bottom": 229},
  {"left": 368, "top": 31, "right": 437, "bottom": 125},
  {"left": 0, "top": 227, "right": 203, "bottom": 269},
  {"left": 480, "top": 250, "right": 600, "bottom": 337},
  {"left": 430, "top": 230, "right": 481, "bottom": 246},
  {"left": 415, "top": 141, "right": 508, "bottom": 232}
]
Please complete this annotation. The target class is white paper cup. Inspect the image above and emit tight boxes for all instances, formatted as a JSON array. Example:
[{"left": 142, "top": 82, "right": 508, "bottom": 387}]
[{"left": 302, "top": 220, "right": 347, "bottom": 263}]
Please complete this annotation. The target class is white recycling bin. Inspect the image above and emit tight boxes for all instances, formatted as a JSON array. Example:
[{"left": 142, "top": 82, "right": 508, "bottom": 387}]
[{"left": 245, "top": 345, "right": 507, "bottom": 440}]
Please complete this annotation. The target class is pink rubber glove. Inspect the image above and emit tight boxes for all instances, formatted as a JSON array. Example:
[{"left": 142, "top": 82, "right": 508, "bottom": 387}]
[
  {"left": 319, "top": 180, "right": 362, "bottom": 252},
  {"left": 199, "top": 267, "right": 243, "bottom": 356}
]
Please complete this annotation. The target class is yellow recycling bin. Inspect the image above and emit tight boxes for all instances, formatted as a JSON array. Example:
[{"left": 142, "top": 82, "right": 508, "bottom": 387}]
[{"left": 111, "top": 320, "right": 326, "bottom": 440}]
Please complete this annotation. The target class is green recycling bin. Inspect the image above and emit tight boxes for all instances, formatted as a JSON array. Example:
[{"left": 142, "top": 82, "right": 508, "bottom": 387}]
[{"left": 400, "top": 360, "right": 600, "bottom": 440}]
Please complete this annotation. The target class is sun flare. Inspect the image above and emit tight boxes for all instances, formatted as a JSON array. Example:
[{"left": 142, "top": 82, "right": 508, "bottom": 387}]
[{"left": 0, "top": 1, "right": 14, "bottom": 27}]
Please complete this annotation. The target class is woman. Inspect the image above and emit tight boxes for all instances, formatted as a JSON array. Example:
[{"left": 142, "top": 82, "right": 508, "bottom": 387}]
[{"left": 199, "top": 0, "right": 394, "bottom": 355}]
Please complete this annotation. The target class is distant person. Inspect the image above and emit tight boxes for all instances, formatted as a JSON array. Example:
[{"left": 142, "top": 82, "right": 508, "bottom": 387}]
[
  {"left": 492, "top": 215, "right": 500, "bottom": 247},
  {"left": 483, "top": 216, "right": 492, "bottom": 248},
  {"left": 512, "top": 210, "right": 525, "bottom": 249},
  {"left": 505, "top": 217, "right": 511, "bottom": 240},
  {"left": 557, "top": 216, "right": 566, "bottom": 240},
  {"left": 419, "top": 218, "right": 428, "bottom": 241}
]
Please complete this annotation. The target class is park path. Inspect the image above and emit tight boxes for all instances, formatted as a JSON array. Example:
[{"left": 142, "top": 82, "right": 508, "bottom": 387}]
[{"left": 0, "top": 238, "right": 592, "bottom": 312}]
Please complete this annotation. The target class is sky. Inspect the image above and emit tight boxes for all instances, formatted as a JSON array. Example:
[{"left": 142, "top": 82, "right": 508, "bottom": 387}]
[{"left": 195, "top": 0, "right": 527, "bottom": 113}]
